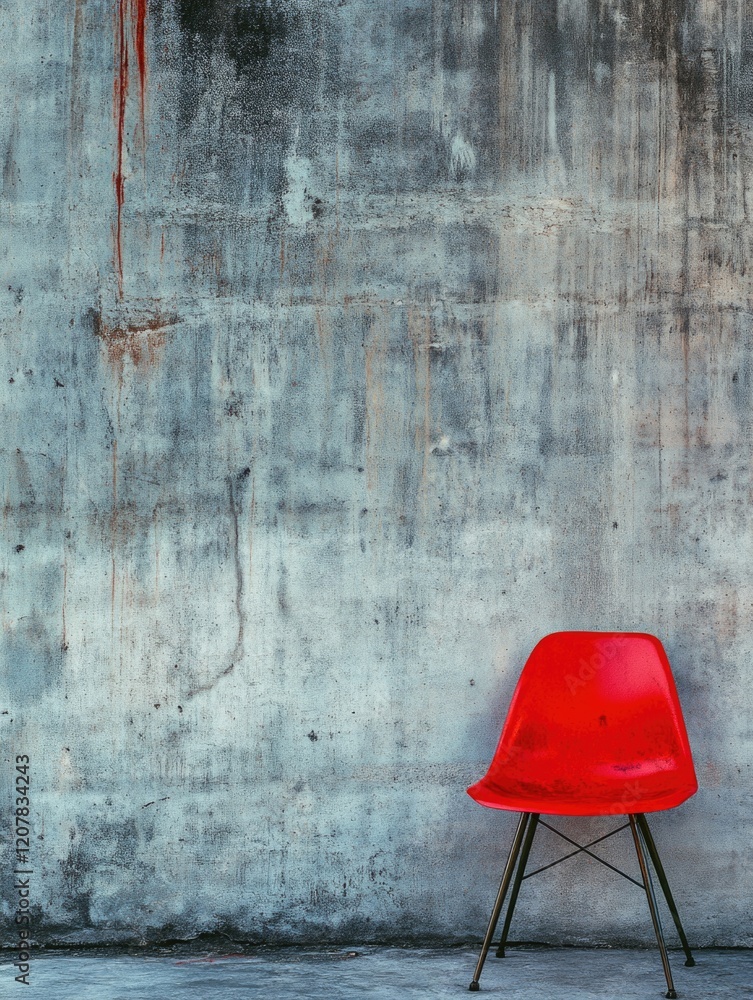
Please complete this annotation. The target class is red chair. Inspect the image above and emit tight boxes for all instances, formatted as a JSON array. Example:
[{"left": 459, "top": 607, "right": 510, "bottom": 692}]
[{"left": 467, "top": 632, "right": 698, "bottom": 997}]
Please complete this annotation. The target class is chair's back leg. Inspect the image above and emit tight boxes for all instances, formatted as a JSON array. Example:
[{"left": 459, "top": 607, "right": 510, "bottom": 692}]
[
  {"left": 628, "top": 815, "right": 677, "bottom": 1000},
  {"left": 636, "top": 813, "right": 695, "bottom": 967},
  {"left": 495, "top": 813, "right": 539, "bottom": 957},
  {"left": 469, "top": 813, "right": 530, "bottom": 992}
]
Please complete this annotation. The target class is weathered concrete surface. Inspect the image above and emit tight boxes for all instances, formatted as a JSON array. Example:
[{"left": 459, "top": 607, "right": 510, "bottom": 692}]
[
  {"left": 1, "top": 947, "right": 751, "bottom": 1000},
  {"left": 1, "top": 0, "right": 752, "bottom": 947}
]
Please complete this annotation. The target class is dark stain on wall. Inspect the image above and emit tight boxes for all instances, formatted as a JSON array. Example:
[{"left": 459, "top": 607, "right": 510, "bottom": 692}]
[
  {"left": 177, "top": 0, "right": 290, "bottom": 72},
  {"left": 489, "top": 0, "right": 710, "bottom": 178},
  {"left": 169, "top": 0, "right": 339, "bottom": 204},
  {"left": 625, "top": 0, "right": 688, "bottom": 63}
]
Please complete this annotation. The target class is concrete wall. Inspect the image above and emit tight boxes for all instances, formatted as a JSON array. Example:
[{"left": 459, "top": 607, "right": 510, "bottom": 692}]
[{"left": 1, "top": 0, "right": 752, "bottom": 946}]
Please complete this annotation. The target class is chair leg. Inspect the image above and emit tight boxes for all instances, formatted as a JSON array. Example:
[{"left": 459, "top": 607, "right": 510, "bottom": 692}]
[
  {"left": 629, "top": 815, "right": 677, "bottom": 1000},
  {"left": 636, "top": 813, "right": 695, "bottom": 967},
  {"left": 469, "top": 813, "right": 530, "bottom": 992},
  {"left": 495, "top": 813, "right": 539, "bottom": 957}
]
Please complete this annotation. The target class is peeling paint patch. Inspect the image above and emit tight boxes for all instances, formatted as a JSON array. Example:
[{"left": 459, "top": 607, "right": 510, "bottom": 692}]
[
  {"left": 283, "top": 152, "right": 316, "bottom": 226},
  {"left": 449, "top": 134, "right": 476, "bottom": 180}
]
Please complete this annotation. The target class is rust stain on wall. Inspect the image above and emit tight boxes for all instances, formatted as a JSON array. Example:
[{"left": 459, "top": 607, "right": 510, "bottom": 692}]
[
  {"left": 364, "top": 309, "right": 389, "bottom": 497},
  {"left": 91, "top": 309, "right": 178, "bottom": 376},
  {"left": 408, "top": 307, "right": 432, "bottom": 489}
]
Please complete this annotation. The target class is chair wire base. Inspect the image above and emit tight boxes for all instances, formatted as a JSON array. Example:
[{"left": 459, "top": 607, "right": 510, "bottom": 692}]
[{"left": 469, "top": 811, "right": 695, "bottom": 995}]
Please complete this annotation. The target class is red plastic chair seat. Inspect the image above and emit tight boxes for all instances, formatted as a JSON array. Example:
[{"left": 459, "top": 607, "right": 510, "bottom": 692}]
[{"left": 467, "top": 631, "right": 697, "bottom": 816}]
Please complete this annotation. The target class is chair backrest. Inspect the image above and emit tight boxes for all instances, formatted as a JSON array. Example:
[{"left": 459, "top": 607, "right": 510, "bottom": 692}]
[{"left": 487, "top": 631, "right": 697, "bottom": 785}]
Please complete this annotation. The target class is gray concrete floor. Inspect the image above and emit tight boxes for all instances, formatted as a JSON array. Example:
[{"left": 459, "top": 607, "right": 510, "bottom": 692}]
[{"left": 0, "top": 947, "right": 750, "bottom": 999}]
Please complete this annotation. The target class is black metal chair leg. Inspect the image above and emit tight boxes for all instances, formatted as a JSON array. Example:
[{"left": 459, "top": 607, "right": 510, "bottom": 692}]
[
  {"left": 495, "top": 813, "right": 539, "bottom": 957},
  {"left": 629, "top": 815, "right": 677, "bottom": 1000},
  {"left": 469, "top": 813, "right": 530, "bottom": 992},
  {"left": 636, "top": 814, "right": 695, "bottom": 967}
]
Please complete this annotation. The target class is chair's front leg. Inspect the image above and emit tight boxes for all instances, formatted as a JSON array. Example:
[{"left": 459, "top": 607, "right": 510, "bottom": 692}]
[
  {"left": 629, "top": 815, "right": 677, "bottom": 1000},
  {"left": 496, "top": 813, "right": 539, "bottom": 957},
  {"left": 469, "top": 812, "right": 530, "bottom": 992}
]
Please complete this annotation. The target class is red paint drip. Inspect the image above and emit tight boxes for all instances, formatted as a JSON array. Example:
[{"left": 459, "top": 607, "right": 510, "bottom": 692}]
[
  {"left": 113, "top": 0, "right": 148, "bottom": 298},
  {"left": 132, "top": 0, "right": 148, "bottom": 140},
  {"left": 114, "top": 0, "right": 129, "bottom": 296}
]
